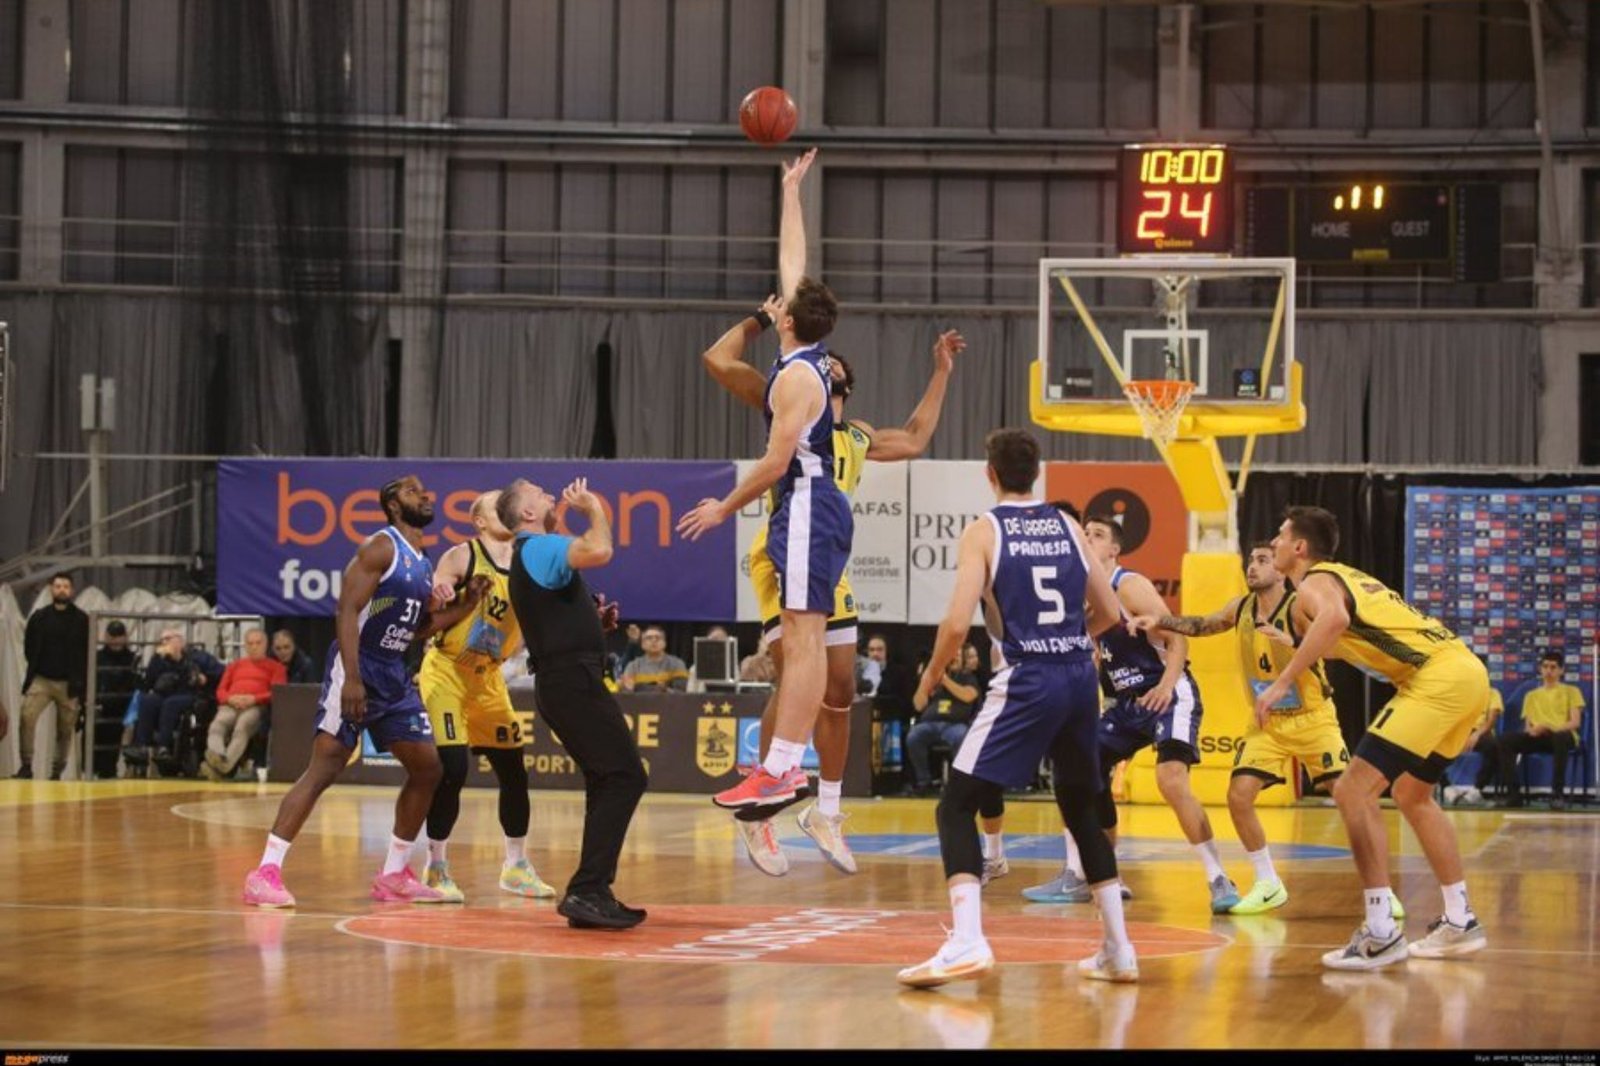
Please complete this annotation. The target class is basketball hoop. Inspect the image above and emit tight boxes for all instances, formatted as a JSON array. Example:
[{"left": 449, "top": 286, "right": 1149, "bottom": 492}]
[{"left": 1122, "top": 379, "right": 1195, "bottom": 448}]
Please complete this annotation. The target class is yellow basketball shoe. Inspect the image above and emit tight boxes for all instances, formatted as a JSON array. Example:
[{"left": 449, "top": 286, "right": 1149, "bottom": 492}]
[
  {"left": 500, "top": 858, "right": 557, "bottom": 899},
  {"left": 1391, "top": 895, "right": 1406, "bottom": 921},
  {"left": 1229, "top": 879, "right": 1289, "bottom": 915},
  {"left": 424, "top": 861, "right": 466, "bottom": 903}
]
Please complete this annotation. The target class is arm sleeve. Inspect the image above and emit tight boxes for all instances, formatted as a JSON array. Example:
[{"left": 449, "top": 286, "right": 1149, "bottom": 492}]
[{"left": 519, "top": 534, "right": 577, "bottom": 590}]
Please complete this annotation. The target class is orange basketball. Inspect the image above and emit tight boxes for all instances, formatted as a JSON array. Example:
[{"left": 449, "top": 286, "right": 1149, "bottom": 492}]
[{"left": 739, "top": 86, "right": 797, "bottom": 145}]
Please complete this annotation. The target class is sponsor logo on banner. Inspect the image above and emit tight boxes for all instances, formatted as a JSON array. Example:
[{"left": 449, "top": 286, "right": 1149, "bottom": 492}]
[
  {"left": 696, "top": 716, "right": 738, "bottom": 777},
  {"left": 217, "top": 459, "right": 736, "bottom": 620},
  {"left": 908, "top": 461, "right": 1042, "bottom": 625},
  {"left": 847, "top": 461, "right": 908, "bottom": 622},
  {"left": 1043, "top": 463, "right": 1188, "bottom": 611},
  {"left": 736, "top": 717, "right": 820, "bottom": 770}
]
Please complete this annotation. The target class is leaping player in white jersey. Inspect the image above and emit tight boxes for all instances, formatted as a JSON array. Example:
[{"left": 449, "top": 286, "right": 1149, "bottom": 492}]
[
  {"left": 678, "top": 158, "right": 854, "bottom": 819},
  {"left": 699, "top": 147, "right": 965, "bottom": 876}
]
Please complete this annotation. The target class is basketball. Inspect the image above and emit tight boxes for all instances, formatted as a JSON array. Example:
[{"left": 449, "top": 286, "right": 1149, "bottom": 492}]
[{"left": 739, "top": 86, "right": 797, "bottom": 145}]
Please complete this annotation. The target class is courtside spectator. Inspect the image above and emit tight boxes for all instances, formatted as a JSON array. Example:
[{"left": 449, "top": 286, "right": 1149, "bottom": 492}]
[
  {"left": 94, "top": 621, "right": 144, "bottom": 778},
  {"left": 619, "top": 626, "right": 689, "bottom": 693},
  {"left": 1500, "top": 651, "right": 1587, "bottom": 810},
  {"left": 270, "top": 629, "right": 318, "bottom": 685},
  {"left": 204, "top": 629, "right": 287, "bottom": 781},
  {"left": 17, "top": 573, "right": 90, "bottom": 779}
]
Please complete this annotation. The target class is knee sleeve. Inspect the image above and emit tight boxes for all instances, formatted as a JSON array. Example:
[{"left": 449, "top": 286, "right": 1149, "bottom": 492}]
[
  {"left": 426, "top": 746, "right": 470, "bottom": 842},
  {"left": 1094, "top": 782, "right": 1118, "bottom": 831},
  {"left": 978, "top": 787, "right": 1005, "bottom": 821},
  {"left": 481, "top": 747, "right": 531, "bottom": 839},
  {"left": 1057, "top": 783, "right": 1118, "bottom": 885},
  {"left": 936, "top": 771, "right": 988, "bottom": 881}
]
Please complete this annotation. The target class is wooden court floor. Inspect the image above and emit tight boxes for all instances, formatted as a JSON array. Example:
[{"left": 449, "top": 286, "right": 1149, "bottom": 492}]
[{"left": 1, "top": 779, "right": 1596, "bottom": 1050}]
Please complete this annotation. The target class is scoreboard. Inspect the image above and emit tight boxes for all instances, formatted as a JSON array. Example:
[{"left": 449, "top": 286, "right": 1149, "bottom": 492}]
[
  {"left": 1244, "top": 181, "right": 1501, "bottom": 281},
  {"left": 1113, "top": 143, "right": 1501, "bottom": 280}
]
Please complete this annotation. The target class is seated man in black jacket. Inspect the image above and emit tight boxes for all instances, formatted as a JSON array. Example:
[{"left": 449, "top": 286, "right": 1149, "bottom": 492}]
[
  {"left": 124, "top": 628, "right": 222, "bottom": 773},
  {"left": 94, "top": 621, "right": 144, "bottom": 778},
  {"left": 903, "top": 645, "right": 984, "bottom": 795}
]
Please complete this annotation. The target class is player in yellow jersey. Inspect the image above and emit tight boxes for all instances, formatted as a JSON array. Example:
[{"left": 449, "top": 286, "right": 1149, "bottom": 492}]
[
  {"left": 415, "top": 491, "right": 556, "bottom": 902},
  {"left": 1258, "top": 506, "right": 1489, "bottom": 970},
  {"left": 701, "top": 147, "right": 964, "bottom": 877},
  {"left": 1134, "top": 541, "right": 1409, "bottom": 920}
]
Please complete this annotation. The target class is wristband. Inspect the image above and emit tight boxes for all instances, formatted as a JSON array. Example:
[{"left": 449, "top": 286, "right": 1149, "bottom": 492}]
[{"left": 752, "top": 309, "right": 773, "bottom": 330}]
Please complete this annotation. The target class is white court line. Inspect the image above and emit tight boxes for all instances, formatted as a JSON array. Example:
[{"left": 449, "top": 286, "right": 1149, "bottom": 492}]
[
  {"left": 0, "top": 899, "right": 1592, "bottom": 958},
  {"left": 0, "top": 900, "right": 355, "bottom": 922}
]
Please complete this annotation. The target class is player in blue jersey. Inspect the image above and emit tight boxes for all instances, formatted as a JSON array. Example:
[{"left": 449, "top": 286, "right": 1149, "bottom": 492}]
[
  {"left": 243, "top": 475, "right": 448, "bottom": 908},
  {"left": 897, "top": 429, "right": 1138, "bottom": 988},
  {"left": 679, "top": 232, "right": 851, "bottom": 813},
  {"left": 1021, "top": 512, "right": 1240, "bottom": 912}
]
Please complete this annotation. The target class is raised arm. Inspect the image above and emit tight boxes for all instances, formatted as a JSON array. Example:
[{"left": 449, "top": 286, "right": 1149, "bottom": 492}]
[
  {"left": 677, "top": 363, "right": 821, "bottom": 541},
  {"left": 428, "top": 541, "right": 473, "bottom": 608},
  {"left": 860, "top": 330, "right": 966, "bottom": 462},
  {"left": 702, "top": 295, "right": 784, "bottom": 411},
  {"left": 563, "top": 478, "right": 614, "bottom": 570},
  {"left": 778, "top": 148, "right": 816, "bottom": 300}
]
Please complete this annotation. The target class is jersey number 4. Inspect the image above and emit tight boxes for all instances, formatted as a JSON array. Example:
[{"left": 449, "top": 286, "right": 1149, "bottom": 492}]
[{"left": 1031, "top": 566, "right": 1067, "bottom": 625}]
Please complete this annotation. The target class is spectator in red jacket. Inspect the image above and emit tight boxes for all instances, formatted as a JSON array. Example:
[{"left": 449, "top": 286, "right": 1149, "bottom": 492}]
[{"left": 204, "top": 629, "right": 286, "bottom": 781}]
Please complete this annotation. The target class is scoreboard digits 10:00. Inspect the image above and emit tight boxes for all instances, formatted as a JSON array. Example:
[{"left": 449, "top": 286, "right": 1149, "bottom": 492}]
[{"left": 1117, "top": 144, "right": 1235, "bottom": 256}]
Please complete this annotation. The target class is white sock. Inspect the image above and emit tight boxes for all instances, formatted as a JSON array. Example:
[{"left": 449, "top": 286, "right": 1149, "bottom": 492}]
[
  {"left": 383, "top": 834, "right": 415, "bottom": 876},
  {"left": 261, "top": 833, "right": 291, "bottom": 870},
  {"left": 763, "top": 738, "right": 805, "bottom": 777},
  {"left": 428, "top": 838, "right": 448, "bottom": 865},
  {"left": 1441, "top": 881, "right": 1473, "bottom": 927},
  {"left": 950, "top": 882, "right": 984, "bottom": 943},
  {"left": 1193, "top": 838, "right": 1225, "bottom": 881},
  {"left": 1365, "top": 887, "right": 1397, "bottom": 938},
  {"left": 984, "top": 833, "right": 1005, "bottom": 861},
  {"left": 816, "top": 779, "right": 843, "bottom": 817},
  {"left": 1063, "top": 829, "right": 1084, "bottom": 879},
  {"left": 1247, "top": 846, "right": 1278, "bottom": 885},
  {"left": 1092, "top": 882, "right": 1132, "bottom": 949},
  {"left": 505, "top": 836, "right": 526, "bottom": 865}
]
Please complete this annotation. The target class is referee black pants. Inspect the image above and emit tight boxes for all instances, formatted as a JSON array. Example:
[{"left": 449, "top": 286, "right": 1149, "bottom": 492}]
[{"left": 534, "top": 656, "right": 649, "bottom": 897}]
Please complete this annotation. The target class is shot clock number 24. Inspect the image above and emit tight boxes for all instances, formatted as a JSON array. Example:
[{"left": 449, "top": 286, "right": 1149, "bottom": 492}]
[{"left": 1117, "top": 144, "right": 1235, "bottom": 256}]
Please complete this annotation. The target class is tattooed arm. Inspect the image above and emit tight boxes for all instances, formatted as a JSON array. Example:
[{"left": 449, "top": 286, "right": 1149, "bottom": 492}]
[{"left": 1127, "top": 596, "right": 1245, "bottom": 640}]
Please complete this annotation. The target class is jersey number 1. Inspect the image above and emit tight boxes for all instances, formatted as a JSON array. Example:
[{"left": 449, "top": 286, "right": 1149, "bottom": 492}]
[{"left": 1032, "top": 567, "right": 1066, "bottom": 624}]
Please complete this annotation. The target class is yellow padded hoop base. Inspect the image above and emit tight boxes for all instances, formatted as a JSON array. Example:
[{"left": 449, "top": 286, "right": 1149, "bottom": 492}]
[{"left": 1029, "top": 361, "right": 1306, "bottom": 440}]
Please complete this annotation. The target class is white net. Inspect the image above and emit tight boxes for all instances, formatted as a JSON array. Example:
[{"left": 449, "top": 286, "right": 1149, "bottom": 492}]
[{"left": 1122, "top": 379, "right": 1195, "bottom": 448}]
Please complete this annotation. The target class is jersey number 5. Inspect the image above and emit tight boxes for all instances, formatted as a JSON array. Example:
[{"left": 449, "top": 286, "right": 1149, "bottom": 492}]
[{"left": 1032, "top": 566, "right": 1066, "bottom": 624}]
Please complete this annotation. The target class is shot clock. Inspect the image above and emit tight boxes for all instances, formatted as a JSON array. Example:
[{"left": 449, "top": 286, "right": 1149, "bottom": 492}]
[{"left": 1117, "top": 144, "right": 1235, "bottom": 256}]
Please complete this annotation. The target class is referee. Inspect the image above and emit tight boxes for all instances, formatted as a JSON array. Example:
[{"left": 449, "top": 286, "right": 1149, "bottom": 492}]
[{"left": 497, "top": 476, "right": 649, "bottom": 930}]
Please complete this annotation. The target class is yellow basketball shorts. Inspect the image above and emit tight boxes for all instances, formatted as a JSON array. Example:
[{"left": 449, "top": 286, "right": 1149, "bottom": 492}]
[
  {"left": 1361, "top": 649, "right": 1490, "bottom": 783},
  {"left": 748, "top": 540, "right": 858, "bottom": 648},
  {"left": 418, "top": 649, "right": 524, "bottom": 750},
  {"left": 1232, "top": 706, "right": 1350, "bottom": 790}
]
